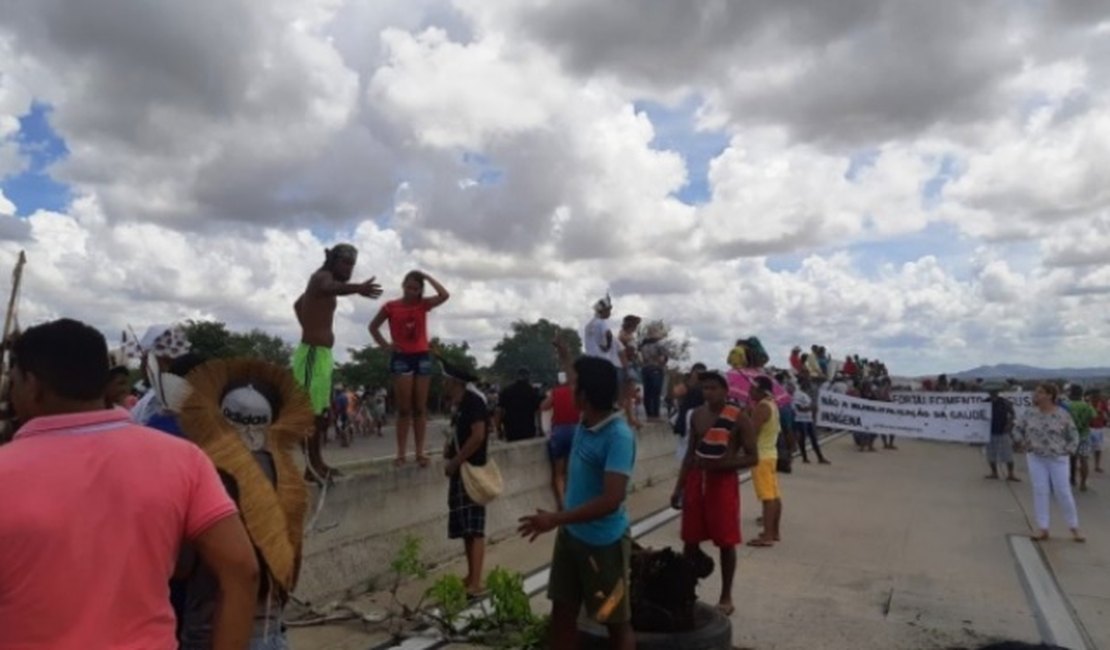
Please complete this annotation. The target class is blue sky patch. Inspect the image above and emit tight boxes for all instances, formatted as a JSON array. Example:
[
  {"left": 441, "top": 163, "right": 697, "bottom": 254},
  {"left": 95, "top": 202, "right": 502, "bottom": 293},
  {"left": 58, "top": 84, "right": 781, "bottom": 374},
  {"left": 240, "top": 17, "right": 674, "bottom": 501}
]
[
  {"left": 635, "top": 96, "right": 729, "bottom": 205},
  {"left": 844, "top": 148, "right": 880, "bottom": 182},
  {"left": 2, "top": 103, "right": 71, "bottom": 217},
  {"left": 921, "top": 154, "right": 962, "bottom": 209}
]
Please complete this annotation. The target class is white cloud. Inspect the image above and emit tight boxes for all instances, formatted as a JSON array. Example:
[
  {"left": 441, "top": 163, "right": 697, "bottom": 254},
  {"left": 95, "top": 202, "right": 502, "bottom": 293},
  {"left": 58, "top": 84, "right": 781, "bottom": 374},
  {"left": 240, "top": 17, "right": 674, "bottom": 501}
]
[{"left": 0, "top": 0, "right": 1106, "bottom": 376}]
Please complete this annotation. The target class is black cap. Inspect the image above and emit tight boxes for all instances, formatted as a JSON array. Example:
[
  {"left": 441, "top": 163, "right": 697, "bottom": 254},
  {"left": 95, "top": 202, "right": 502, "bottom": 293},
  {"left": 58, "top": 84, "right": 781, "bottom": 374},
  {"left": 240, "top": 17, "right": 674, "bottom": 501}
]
[{"left": 440, "top": 357, "right": 479, "bottom": 383}]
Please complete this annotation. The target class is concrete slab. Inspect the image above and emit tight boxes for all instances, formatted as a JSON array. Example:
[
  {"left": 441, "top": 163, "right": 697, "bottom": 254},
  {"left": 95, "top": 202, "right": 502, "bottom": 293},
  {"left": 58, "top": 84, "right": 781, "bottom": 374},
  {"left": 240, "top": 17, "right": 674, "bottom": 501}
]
[{"left": 291, "top": 434, "right": 1110, "bottom": 649}]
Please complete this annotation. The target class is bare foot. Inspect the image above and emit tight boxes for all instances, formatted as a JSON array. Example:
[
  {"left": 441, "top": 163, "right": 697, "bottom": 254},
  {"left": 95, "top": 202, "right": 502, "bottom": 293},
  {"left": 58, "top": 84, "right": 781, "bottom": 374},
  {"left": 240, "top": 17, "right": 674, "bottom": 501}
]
[
  {"left": 1031, "top": 530, "right": 1050, "bottom": 542},
  {"left": 747, "top": 538, "right": 774, "bottom": 548},
  {"left": 716, "top": 601, "right": 735, "bottom": 616},
  {"left": 1071, "top": 530, "right": 1086, "bottom": 543},
  {"left": 1006, "top": 476, "right": 1022, "bottom": 482},
  {"left": 985, "top": 474, "right": 1000, "bottom": 480},
  {"left": 819, "top": 458, "right": 831, "bottom": 465},
  {"left": 417, "top": 455, "right": 431, "bottom": 468},
  {"left": 393, "top": 457, "right": 406, "bottom": 468}
]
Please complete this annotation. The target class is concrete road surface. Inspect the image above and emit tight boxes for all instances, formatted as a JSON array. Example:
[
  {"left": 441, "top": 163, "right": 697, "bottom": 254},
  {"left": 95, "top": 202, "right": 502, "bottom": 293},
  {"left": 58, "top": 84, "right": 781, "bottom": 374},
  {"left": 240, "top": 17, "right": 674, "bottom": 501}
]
[{"left": 291, "top": 433, "right": 1109, "bottom": 649}]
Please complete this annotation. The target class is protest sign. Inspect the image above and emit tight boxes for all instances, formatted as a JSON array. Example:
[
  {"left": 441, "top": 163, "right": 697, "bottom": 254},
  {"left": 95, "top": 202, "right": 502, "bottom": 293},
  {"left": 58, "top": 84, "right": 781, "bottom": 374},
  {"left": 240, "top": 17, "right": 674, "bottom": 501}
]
[{"left": 818, "top": 390, "right": 995, "bottom": 443}]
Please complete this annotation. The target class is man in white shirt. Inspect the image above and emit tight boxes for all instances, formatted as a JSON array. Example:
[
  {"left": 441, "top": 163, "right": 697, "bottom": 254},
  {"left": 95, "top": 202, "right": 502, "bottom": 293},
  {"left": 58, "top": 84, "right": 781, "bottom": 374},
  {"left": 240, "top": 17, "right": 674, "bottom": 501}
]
[{"left": 583, "top": 295, "right": 619, "bottom": 368}]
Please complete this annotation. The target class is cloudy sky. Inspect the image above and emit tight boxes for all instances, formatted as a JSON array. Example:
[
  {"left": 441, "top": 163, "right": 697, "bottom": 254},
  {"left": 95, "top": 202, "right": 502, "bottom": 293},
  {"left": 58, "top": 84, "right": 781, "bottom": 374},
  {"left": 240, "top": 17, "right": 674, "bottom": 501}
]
[{"left": 0, "top": 0, "right": 1108, "bottom": 376}]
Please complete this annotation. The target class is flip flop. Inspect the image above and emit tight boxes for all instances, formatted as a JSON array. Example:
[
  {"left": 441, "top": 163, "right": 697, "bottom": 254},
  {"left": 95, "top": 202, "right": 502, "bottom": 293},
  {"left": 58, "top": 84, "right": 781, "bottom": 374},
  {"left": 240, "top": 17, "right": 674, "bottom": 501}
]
[
  {"left": 417, "top": 455, "right": 431, "bottom": 468},
  {"left": 1030, "top": 532, "right": 1050, "bottom": 542},
  {"left": 747, "top": 538, "right": 774, "bottom": 548},
  {"left": 1073, "top": 535, "right": 1087, "bottom": 544},
  {"left": 393, "top": 457, "right": 406, "bottom": 468}
]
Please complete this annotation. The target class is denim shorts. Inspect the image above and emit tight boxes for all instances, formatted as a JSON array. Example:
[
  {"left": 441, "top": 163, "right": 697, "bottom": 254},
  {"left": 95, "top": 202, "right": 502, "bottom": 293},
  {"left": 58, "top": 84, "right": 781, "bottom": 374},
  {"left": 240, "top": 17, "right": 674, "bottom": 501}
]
[
  {"left": 548, "top": 423, "right": 576, "bottom": 461},
  {"left": 391, "top": 352, "right": 433, "bottom": 376}
]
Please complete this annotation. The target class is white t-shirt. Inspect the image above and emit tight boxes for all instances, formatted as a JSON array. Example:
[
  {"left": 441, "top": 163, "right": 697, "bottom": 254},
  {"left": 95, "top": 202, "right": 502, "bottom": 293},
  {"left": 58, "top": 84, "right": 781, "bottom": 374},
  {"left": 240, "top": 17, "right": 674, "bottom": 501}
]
[
  {"left": 794, "top": 391, "right": 814, "bottom": 423},
  {"left": 584, "top": 317, "right": 619, "bottom": 367}
]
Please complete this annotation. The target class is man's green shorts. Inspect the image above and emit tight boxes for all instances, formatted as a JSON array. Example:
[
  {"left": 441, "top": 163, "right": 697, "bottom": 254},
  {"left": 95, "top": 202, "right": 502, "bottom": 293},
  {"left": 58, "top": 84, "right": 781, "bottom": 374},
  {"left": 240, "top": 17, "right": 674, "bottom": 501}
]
[
  {"left": 292, "top": 343, "right": 333, "bottom": 415},
  {"left": 547, "top": 528, "right": 631, "bottom": 625}
]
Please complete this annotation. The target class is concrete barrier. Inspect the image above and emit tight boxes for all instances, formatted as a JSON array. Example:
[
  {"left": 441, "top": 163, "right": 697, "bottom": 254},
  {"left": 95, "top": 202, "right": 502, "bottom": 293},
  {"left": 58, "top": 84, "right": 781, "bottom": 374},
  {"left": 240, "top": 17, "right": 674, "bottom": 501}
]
[{"left": 295, "top": 422, "right": 680, "bottom": 603}]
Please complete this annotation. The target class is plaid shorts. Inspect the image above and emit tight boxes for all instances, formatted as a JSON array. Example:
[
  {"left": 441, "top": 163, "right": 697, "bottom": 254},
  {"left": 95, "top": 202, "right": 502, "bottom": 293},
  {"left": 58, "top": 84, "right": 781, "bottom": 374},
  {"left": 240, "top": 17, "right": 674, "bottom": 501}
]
[
  {"left": 985, "top": 435, "right": 1014, "bottom": 464},
  {"left": 448, "top": 475, "right": 486, "bottom": 539}
]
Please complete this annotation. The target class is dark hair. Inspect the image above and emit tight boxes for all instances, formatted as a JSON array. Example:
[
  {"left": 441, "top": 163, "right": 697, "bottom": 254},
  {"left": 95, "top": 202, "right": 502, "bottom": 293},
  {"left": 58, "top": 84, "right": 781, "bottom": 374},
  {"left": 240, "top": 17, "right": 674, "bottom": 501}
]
[
  {"left": 1068, "top": 385, "right": 1083, "bottom": 400},
  {"left": 109, "top": 365, "right": 130, "bottom": 379},
  {"left": 1037, "top": 383, "right": 1060, "bottom": 402},
  {"left": 752, "top": 376, "right": 773, "bottom": 394},
  {"left": 573, "top": 356, "right": 618, "bottom": 411},
  {"left": 323, "top": 243, "right": 357, "bottom": 270},
  {"left": 690, "top": 362, "right": 707, "bottom": 372},
  {"left": 169, "top": 353, "right": 207, "bottom": 378},
  {"left": 699, "top": 371, "right": 728, "bottom": 389},
  {"left": 12, "top": 319, "right": 110, "bottom": 401},
  {"left": 403, "top": 270, "right": 425, "bottom": 291}
]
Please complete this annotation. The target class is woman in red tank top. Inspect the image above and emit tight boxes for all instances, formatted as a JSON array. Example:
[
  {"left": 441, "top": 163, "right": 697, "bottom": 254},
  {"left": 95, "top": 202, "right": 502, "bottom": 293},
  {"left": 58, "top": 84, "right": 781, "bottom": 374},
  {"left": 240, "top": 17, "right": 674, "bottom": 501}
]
[{"left": 369, "top": 271, "right": 450, "bottom": 467}]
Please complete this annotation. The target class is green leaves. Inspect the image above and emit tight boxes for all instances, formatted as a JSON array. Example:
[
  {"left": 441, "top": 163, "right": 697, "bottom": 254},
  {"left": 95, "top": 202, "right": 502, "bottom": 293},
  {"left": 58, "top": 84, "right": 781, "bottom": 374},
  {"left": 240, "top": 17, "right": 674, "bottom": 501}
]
[
  {"left": 491, "top": 319, "right": 582, "bottom": 386},
  {"left": 180, "top": 320, "right": 293, "bottom": 366}
]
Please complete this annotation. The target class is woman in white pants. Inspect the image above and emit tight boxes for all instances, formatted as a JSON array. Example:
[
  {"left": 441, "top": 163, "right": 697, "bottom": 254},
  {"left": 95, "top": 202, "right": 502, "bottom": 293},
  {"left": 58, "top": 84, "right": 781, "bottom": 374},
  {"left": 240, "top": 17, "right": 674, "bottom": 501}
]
[{"left": 1014, "top": 383, "right": 1085, "bottom": 542}]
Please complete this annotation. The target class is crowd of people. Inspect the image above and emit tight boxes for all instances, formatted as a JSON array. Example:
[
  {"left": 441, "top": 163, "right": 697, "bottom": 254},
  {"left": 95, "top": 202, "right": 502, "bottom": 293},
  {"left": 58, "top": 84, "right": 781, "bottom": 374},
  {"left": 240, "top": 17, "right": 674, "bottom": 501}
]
[{"left": 0, "top": 240, "right": 1105, "bottom": 650}]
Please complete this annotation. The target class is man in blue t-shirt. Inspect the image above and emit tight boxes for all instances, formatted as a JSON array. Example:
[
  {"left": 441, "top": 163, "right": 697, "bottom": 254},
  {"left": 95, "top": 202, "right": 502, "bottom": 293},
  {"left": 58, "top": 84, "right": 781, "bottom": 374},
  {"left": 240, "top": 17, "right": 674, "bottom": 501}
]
[{"left": 519, "top": 341, "right": 636, "bottom": 650}]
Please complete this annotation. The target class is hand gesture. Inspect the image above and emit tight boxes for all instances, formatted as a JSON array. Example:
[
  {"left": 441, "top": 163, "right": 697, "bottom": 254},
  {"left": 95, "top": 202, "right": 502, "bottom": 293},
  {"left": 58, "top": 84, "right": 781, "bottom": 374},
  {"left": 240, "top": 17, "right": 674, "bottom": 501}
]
[
  {"left": 518, "top": 509, "right": 557, "bottom": 542},
  {"left": 359, "top": 277, "right": 383, "bottom": 299}
]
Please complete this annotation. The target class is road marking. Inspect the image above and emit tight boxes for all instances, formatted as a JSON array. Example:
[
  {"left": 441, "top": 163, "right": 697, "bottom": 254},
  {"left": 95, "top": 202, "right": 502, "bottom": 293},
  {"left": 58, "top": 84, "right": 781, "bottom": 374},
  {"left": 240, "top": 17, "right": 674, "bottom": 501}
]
[
  {"left": 1008, "top": 535, "right": 1092, "bottom": 650},
  {"left": 374, "top": 432, "right": 847, "bottom": 649}
]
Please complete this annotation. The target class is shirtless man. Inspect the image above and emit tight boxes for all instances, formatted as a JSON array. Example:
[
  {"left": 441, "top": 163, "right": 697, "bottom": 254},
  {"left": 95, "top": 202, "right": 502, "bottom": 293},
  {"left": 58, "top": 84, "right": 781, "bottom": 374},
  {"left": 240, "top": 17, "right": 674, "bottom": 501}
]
[
  {"left": 293, "top": 244, "right": 382, "bottom": 480},
  {"left": 671, "top": 371, "right": 757, "bottom": 616}
]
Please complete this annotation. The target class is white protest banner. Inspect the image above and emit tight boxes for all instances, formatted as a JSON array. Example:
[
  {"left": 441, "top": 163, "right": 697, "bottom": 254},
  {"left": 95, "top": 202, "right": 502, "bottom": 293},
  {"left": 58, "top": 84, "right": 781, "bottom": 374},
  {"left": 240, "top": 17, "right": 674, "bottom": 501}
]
[
  {"left": 892, "top": 391, "right": 1032, "bottom": 418},
  {"left": 817, "top": 390, "right": 992, "bottom": 443}
]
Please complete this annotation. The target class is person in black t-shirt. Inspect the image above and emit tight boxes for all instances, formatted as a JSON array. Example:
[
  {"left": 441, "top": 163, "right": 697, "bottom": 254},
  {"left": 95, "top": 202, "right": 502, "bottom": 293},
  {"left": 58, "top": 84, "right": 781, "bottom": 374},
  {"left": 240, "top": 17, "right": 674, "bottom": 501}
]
[
  {"left": 441, "top": 358, "right": 490, "bottom": 598},
  {"left": 497, "top": 368, "right": 543, "bottom": 442},
  {"left": 985, "top": 389, "right": 1018, "bottom": 481}
]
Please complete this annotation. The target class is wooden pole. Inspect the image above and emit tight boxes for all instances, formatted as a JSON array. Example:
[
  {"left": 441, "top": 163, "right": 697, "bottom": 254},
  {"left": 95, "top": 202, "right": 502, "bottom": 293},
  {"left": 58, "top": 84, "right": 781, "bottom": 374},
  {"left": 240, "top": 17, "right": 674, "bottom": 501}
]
[
  {"left": 1, "top": 251, "right": 26, "bottom": 344},
  {"left": 0, "top": 251, "right": 27, "bottom": 443}
]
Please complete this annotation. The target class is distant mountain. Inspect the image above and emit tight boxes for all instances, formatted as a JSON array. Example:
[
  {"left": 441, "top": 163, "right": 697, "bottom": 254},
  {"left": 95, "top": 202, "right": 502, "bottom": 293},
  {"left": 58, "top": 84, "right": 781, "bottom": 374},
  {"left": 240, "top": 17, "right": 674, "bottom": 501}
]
[{"left": 951, "top": 364, "right": 1110, "bottom": 381}]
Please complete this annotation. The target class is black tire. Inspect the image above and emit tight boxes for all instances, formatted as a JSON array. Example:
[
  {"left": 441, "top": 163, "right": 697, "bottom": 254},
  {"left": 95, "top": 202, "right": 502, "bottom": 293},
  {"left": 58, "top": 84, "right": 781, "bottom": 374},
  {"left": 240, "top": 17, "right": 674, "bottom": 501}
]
[{"left": 578, "top": 601, "right": 732, "bottom": 650}]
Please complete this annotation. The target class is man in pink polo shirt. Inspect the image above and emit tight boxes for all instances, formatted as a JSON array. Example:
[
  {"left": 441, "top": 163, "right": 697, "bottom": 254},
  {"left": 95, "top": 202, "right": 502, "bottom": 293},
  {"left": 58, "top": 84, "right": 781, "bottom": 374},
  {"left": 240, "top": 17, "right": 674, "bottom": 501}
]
[{"left": 0, "top": 318, "right": 260, "bottom": 650}]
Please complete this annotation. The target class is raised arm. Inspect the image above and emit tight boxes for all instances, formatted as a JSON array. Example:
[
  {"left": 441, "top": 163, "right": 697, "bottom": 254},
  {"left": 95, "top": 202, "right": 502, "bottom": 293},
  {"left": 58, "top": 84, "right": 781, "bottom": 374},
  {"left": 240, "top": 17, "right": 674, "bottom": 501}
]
[
  {"left": 421, "top": 272, "right": 451, "bottom": 309},
  {"left": 553, "top": 334, "right": 576, "bottom": 388},
  {"left": 311, "top": 270, "right": 382, "bottom": 298}
]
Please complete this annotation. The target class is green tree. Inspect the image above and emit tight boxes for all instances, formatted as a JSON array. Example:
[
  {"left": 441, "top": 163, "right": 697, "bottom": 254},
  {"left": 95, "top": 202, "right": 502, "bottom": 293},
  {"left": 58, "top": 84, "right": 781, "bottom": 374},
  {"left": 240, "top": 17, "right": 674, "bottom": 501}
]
[
  {"left": 182, "top": 320, "right": 235, "bottom": 359},
  {"left": 180, "top": 320, "right": 293, "bottom": 366},
  {"left": 334, "top": 345, "right": 391, "bottom": 393},
  {"left": 491, "top": 320, "right": 582, "bottom": 386},
  {"left": 637, "top": 319, "right": 690, "bottom": 366},
  {"left": 228, "top": 329, "right": 293, "bottom": 366},
  {"left": 336, "top": 337, "right": 478, "bottom": 413}
]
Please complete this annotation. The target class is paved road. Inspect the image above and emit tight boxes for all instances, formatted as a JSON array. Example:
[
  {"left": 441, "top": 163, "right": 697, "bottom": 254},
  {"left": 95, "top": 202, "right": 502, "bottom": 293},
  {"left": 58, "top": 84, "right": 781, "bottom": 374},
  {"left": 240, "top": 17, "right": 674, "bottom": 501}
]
[{"left": 290, "top": 434, "right": 1110, "bottom": 649}]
